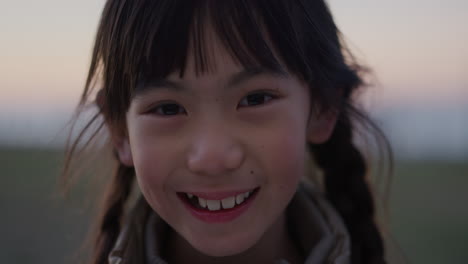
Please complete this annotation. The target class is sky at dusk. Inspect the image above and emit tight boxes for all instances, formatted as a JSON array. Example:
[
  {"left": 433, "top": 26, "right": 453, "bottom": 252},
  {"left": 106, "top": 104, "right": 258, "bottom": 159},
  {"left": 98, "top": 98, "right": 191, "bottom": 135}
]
[
  {"left": 0, "top": 0, "right": 467, "bottom": 153},
  {"left": 1, "top": 0, "right": 467, "bottom": 110}
]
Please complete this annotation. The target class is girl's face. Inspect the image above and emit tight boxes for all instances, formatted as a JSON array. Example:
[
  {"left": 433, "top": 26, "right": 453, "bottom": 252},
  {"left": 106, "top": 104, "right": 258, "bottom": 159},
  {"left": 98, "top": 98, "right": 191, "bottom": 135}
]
[{"left": 117, "top": 36, "right": 334, "bottom": 257}]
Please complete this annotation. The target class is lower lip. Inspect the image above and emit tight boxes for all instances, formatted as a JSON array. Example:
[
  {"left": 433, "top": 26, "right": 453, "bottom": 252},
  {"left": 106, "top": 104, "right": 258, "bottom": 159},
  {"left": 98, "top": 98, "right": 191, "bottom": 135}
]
[{"left": 178, "top": 189, "right": 259, "bottom": 223}]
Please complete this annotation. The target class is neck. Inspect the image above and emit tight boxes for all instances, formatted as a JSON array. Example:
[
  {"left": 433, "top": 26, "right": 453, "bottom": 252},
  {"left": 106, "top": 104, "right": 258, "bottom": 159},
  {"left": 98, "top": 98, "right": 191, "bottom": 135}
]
[{"left": 165, "top": 214, "right": 303, "bottom": 264}]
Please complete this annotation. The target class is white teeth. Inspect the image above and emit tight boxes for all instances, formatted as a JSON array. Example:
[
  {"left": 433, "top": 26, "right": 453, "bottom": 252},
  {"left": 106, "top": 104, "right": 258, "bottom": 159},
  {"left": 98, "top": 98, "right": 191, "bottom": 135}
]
[
  {"left": 198, "top": 197, "right": 207, "bottom": 208},
  {"left": 236, "top": 194, "right": 245, "bottom": 205},
  {"left": 207, "top": 200, "right": 221, "bottom": 211},
  {"left": 221, "top": 196, "right": 236, "bottom": 209},
  {"left": 188, "top": 189, "right": 256, "bottom": 210}
]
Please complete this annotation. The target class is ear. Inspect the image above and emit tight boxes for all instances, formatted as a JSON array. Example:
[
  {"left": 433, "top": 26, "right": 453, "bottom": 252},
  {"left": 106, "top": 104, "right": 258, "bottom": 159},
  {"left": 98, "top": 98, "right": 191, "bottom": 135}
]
[
  {"left": 307, "top": 109, "right": 339, "bottom": 144},
  {"left": 96, "top": 89, "right": 134, "bottom": 167},
  {"left": 114, "top": 136, "right": 134, "bottom": 167}
]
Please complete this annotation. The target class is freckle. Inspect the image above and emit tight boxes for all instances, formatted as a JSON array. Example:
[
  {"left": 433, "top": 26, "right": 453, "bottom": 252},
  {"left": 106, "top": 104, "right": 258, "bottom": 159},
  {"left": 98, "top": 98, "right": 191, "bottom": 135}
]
[{"left": 250, "top": 170, "right": 254, "bottom": 174}]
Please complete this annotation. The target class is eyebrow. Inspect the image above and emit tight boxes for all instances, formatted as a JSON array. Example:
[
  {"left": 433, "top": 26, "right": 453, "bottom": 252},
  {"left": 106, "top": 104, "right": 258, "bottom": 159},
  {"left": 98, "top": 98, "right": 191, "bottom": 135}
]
[{"left": 133, "top": 66, "right": 289, "bottom": 98}]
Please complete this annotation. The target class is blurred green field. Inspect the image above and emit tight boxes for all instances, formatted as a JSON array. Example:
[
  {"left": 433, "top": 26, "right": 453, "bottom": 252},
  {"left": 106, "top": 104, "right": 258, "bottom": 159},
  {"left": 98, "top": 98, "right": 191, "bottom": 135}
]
[{"left": 1, "top": 147, "right": 467, "bottom": 263}]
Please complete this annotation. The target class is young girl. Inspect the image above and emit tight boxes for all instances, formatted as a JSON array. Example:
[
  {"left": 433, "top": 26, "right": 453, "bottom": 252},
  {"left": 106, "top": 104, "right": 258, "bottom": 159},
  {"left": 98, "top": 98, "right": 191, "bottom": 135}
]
[{"left": 64, "top": 0, "right": 391, "bottom": 263}]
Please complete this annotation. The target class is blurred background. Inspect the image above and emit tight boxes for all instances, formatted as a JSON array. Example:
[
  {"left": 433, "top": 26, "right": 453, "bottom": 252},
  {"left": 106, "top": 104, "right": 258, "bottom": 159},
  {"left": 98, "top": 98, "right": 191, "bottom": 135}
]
[{"left": 0, "top": 0, "right": 467, "bottom": 263}]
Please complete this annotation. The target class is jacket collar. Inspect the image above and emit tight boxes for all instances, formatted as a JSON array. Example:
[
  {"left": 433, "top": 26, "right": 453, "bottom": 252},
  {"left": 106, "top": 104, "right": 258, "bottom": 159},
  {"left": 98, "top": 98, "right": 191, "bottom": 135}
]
[{"left": 287, "top": 183, "right": 351, "bottom": 264}]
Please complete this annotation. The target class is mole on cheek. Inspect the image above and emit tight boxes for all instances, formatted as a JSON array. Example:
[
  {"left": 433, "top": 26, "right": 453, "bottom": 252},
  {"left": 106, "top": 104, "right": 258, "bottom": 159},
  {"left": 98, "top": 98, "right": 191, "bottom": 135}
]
[{"left": 250, "top": 170, "right": 254, "bottom": 174}]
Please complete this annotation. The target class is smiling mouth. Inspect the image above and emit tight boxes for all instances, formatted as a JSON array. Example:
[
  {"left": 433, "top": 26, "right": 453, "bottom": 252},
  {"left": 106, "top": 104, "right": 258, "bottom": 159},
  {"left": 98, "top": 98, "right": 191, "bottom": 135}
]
[{"left": 178, "top": 187, "right": 260, "bottom": 212}]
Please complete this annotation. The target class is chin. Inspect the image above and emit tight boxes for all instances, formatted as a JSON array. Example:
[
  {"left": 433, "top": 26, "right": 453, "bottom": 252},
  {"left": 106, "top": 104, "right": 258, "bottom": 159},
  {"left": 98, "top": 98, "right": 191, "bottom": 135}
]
[
  {"left": 188, "top": 230, "right": 262, "bottom": 257},
  {"left": 194, "top": 242, "right": 252, "bottom": 257}
]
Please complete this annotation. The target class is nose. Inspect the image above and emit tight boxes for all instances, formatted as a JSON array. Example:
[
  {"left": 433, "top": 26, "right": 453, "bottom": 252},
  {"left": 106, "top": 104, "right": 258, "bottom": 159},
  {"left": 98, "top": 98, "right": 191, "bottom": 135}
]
[{"left": 186, "top": 124, "right": 244, "bottom": 176}]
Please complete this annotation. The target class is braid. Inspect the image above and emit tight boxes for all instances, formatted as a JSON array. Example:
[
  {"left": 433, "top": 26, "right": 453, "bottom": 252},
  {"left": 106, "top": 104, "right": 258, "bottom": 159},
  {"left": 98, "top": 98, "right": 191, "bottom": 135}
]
[
  {"left": 93, "top": 164, "right": 134, "bottom": 264},
  {"left": 311, "top": 108, "right": 386, "bottom": 264}
]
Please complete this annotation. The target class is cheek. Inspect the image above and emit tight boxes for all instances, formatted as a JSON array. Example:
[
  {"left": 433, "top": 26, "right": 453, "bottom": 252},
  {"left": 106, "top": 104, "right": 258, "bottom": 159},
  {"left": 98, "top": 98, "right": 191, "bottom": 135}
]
[
  {"left": 275, "top": 136, "right": 306, "bottom": 181},
  {"left": 259, "top": 99, "right": 309, "bottom": 178},
  {"left": 128, "top": 121, "right": 175, "bottom": 183},
  {"left": 252, "top": 123, "right": 307, "bottom": 219},
  {"left": 257, "top": 123, "right": 308, "bottom": 185},
  {"left": 131, "top": 147, "right": 178, "bottom": 221},
  {"left": 128, "top": 135, "right": 175, "bottom": 204}
]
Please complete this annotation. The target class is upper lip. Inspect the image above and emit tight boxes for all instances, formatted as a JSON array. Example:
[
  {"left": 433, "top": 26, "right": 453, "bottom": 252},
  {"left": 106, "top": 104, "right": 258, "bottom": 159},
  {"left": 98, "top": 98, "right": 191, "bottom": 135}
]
[{"left": 179, "top": 188, "right": 258, "bottom": 200}]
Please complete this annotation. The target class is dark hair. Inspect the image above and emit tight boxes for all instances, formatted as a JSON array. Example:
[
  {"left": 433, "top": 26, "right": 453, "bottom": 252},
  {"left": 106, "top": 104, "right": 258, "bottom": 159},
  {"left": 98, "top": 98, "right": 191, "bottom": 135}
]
[{"left": 63, "top": 0, "right": 392, "bottom": 263}]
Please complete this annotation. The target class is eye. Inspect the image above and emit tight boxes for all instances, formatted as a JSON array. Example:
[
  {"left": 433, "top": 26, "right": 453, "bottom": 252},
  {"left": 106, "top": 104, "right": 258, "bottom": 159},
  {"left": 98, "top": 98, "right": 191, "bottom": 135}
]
[
  {"left": 238, "top": 92, "right": 275, "bottom": 107},
  {"left": 151, "top": 103, "right": 186, "bottom": 116}
]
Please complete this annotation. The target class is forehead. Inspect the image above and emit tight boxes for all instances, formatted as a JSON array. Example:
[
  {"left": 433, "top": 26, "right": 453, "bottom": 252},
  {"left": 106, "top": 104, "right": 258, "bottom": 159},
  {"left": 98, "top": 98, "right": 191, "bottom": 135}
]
[
  {"left": 177, "top": 18, "right": 286, "bottom": 77},
  {"left": 133, "top": 18, "right": 291, "bottom": 99},
  {"left": 136, "top": 4, "right": 287, "bottom": 86},
  {"left": 137, "top": 22, "right": 289, "bottom": 94},
  {"left": 174, "top": 27, "right": 243, "bottom": 81}
]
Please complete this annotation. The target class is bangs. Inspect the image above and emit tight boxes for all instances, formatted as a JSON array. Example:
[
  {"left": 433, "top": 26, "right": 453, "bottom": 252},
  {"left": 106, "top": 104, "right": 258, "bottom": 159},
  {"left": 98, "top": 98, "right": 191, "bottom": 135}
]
[
  {"left": 97, "top": 0, "right": 360, "bottom": 119},
  {"left": 114, "top": 0, "right": 315, "bottom": 87},
  {"left": 137, "top": 1, "right": 296, "bottom": 81}
]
